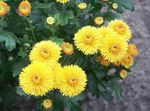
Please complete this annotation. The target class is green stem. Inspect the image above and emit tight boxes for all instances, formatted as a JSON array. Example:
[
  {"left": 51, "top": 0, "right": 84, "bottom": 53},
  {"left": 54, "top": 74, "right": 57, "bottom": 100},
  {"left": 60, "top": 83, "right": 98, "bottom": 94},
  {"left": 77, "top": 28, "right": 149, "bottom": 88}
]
[
  {"left": 27, "top": 17, "right": 36, "bottom": 42},
  {"left": 0, "top": 16, "right": 5, "bottom": 31}
]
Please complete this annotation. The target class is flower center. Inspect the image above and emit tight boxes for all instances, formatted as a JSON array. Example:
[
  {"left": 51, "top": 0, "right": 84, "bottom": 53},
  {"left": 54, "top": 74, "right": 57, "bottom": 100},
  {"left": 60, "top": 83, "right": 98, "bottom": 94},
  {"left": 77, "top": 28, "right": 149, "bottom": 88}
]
[
  {"left": 84, "top": 35, "right": 94, "bottom": 44},
  {"left": 0, "top": 6, "right": 4, "bottom": 11},
  {"left": 116, "top": 24, "right": 126, "bottom": 34},
  {"left": 68, "top": 77, "right": 78, "bottom": 86},
  {"left": 110, "top": 44, "right": 120, "bottom": 54},
  {"left": 40, "top": 49, "right": 50, "bottom": 59},
  {"left": 32, "top": 75, "right": 42, "bottom": 85},
  {"left": 64, "top": 44, "right": 71, "bottom": 50}
]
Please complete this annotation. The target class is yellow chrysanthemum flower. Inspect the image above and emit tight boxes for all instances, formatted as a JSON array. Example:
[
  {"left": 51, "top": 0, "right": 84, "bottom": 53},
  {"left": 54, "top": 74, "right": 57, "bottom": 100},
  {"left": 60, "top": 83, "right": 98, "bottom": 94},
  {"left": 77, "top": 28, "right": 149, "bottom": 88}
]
[
  {"left": 61, "top": 42, "right": 74, "bottom": 55},
  {"left": 29, "top": 41, "right": 61, "bottom": 63},
  {"left": 97, "top": 56, "right": 110, "bottom": 67},
  {"left": 46, "top": 16, "right": 55, "bottom": 25},
  {"left": 121, "top": 53, "right": 133, "bottom": 68},
  {"left": 57, "top": 65, "right": 87, "bottom": 97},
  {"left": 0, "top": 1, "right": 9, "bottom": 16},
  {"left": 74, "top": 26, "right": 102, "bottom": 55},
  {"left": 112, "top": 3, "right": 119, "bottom": 10},
  {"left": 43, "top": 99, "right": 52, "bottom": 110},
  {"left": 108, "top": 19, "right": 132, "bottom": 41},
  {"left": 99, "top": 33, "right": 128, "bottom": 63},
  {"left": 98, "top": 26, "right": 116, "bottom": 38},
  {"left": 77, "top": 3, "right": 87, "bottom": 10},
  {"left": 112, "top": 61, "right": 121, "bottom": 67},
  {"left": 119, "top": 69, "right": 128, "bottom": 79},
  {"left": 18, "top": 0, "right": 31, "bottom": 16},
  {"left": 128, "top": 43, "right": 138, "bottom": 57},
  {"left": 94, "top": 17, "right": 104, "bottom": 25},
  {"left": 19, "top": 62, "right": 54, "bottom": 96},
  {"left": 48, "top": 61, "right": 62, "bottom": 89},
  {"left": 56, "top": 0, "right": 69, "bottom": 4}
]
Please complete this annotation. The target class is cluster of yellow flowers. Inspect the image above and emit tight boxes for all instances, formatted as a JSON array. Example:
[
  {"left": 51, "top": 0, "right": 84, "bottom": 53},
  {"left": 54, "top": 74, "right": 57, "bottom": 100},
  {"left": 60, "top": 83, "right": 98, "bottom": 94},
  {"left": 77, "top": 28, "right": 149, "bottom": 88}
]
[
  {"left": 74, "top": 19, "right": 138, "bottom": 78},
  {"left": 19, "top": 41, "right": 87, "bottom": 97}
]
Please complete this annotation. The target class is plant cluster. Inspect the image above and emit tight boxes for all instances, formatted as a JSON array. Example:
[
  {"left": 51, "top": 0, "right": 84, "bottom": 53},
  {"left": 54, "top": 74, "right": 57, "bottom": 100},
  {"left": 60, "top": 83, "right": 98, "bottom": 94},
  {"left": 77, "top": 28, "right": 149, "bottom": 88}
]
[{"left": 0, "top": 0, "right": 137, "bottom": 111}]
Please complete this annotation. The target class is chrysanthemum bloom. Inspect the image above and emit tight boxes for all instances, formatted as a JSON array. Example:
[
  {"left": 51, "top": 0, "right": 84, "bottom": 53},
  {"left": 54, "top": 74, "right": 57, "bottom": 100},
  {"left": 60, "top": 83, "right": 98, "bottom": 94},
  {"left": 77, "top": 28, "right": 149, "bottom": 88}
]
[
  {"left": 128, "top": 43, "right": 138, "bottom": 57},
  {"left": 99, "top": 33, "right": 128, "bottom": 63},
  {"left": 119, "top": 69, "right": 128, "bottom": 79},
  {"left": 77, "top": 3, "right": 87, "bottom": 10},
  {"left": 18, "top": 0, "right": 31, "bottom": 16},
  {"left": 98, "top": 26, "right": 116, "bottom": 38},
  {"left": 112, "top": 61, "right": 121, "bottom": 67},
  {"left": 19, "top": 62, "right": 54, "bottom": 96},
  {"left": 121, "top": 53, "right": 133, "bottom": 68},
  {"left": 46, "top": 16, "right": 55, "bottom": 25},
  {"left": 56, "top": 0, "right": 69, "bottom": 4},
  {"left": 108, "top": 19, "right": 132, "bottom": 41},
  {"left": 43, "top": 99, "right": 52, "bottom": 110},
  {"left": 57, "top": 65, "right": 87, "bottom": 97},
  {"left": 112, "top": 3, "right": 119, "bottom": 10},
  {"left": 74, "top": 26, "right": 102, "bottom": 55},
  {"left": 94, "top": 17, "right": 104, "bottom": 25},
  {"left": 48, "top": 61, "right": 62, "bottom": 89},
  {"left": 98, "top": 56, "right": 110, "bottom": 67},
  {"left": 29, "top": 41, "right": 61, "bottom": 63},
  {"left": 61, "top": 42, "right": 74, "bottom": 55},
  {"left": 0, "top": 1, "right": 9, "bottom": 16}
]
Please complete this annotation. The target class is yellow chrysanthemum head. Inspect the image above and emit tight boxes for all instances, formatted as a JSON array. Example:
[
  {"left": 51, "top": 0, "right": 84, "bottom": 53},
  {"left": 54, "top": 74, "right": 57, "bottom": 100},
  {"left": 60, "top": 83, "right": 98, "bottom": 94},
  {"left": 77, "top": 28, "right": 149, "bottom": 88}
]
[
  {"left": 97, "top": 56, "right": 110, "bottom": 67},
  {"left": 94, "top": 17, "right": 104, "bottom": 25},
  {"left": 112, "top": 3, "right": 119, "bottom": 10},
  {"left": 121, "top": 53, "right": 133, "bottom": 68},
  {"left": 128, "top": 43, "right": 138, "bottom": 57},
  {"left": 56, "top": 0, "right": 69, "bottom": 4},
  {"left": 119, "top": 69, "right": 128, "bottom": 79},
  {"left": 112, "top": 61, "right": 121, "bottom": 67},
  {"left": 48, "top": 61, "right": 63, "bottom": 89},
  {"left": 19, "top": 62, "right": 54, "bottom": 96},
  {"left": 108, "top": 19, "right": 132, "bottom": 41},
  {"left": 18, "top": 0, "right": 31, "bottom": 16},
  {"left": 99, "top": 33, "right": 128, "bottom": 63},
  {"left": 29, "top": 41, "right": 61, "bottom": 63},
  {"left": 46, "top": 16, "right": 55, "bottom": 25},
  {"left": 77, "top": 2, "right": 87, "bottom": 10},
  {"left": 0, "top": 1, "right": 9, "bottom": 16},
  {"left": 57, "top": 65, "right": 87, "bottom": 97},
  {"left": 98, "top": 26, "right": 116, "bottom": 38},
  {"left": 74, "top": 26, "right": 102, "bottom": 55},
  {"left": 43, "top": 99, "right": 52, "bottom": 110},
  {"left": 61, "top": 42, "right": 74, "bottom": 55}
]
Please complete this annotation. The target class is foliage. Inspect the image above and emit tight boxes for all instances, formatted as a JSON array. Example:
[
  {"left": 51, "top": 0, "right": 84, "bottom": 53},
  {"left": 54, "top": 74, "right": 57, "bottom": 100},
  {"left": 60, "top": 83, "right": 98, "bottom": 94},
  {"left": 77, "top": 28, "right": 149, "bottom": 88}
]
[{"left": 0, "top": 0, "right": 135, "bottom": 111}]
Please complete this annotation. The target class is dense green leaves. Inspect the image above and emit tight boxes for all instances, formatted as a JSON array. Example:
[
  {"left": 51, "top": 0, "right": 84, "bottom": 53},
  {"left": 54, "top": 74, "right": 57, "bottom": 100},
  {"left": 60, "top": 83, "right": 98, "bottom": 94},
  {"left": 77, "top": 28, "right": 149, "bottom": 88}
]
[{"left": 0, "top": 31, "right": 18, "bottom": 51}]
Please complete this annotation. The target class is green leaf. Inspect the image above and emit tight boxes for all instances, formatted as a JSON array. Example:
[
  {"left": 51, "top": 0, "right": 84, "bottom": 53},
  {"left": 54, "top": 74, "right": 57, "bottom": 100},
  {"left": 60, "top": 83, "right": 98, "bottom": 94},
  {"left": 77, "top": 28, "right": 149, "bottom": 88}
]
[
  {"left": 60, "top": 11, "right": 74, "bottom": 26},
  {"left": 32, "top": 1, "right": 53, "bottom": 9},
  {"left": 16, "top": 86, "right": 26, "bottom": 96},
  {"left": 51, "top": 37, "right": 64, "bottom": 45},
  {"left": 110, "top": 79, "right": 123, "bottom": 100},
  {"left": 104, "top": 11, "right": 120, "bottom": 21},
  {"left": 113, "top": 0, "right": 135, "bottom": 11},
  {"left": 12, "top": 58, "right": 29, "bottom": 77},
  {"left": 0, "top": 31, "right": 18, "bottom": 51}
]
